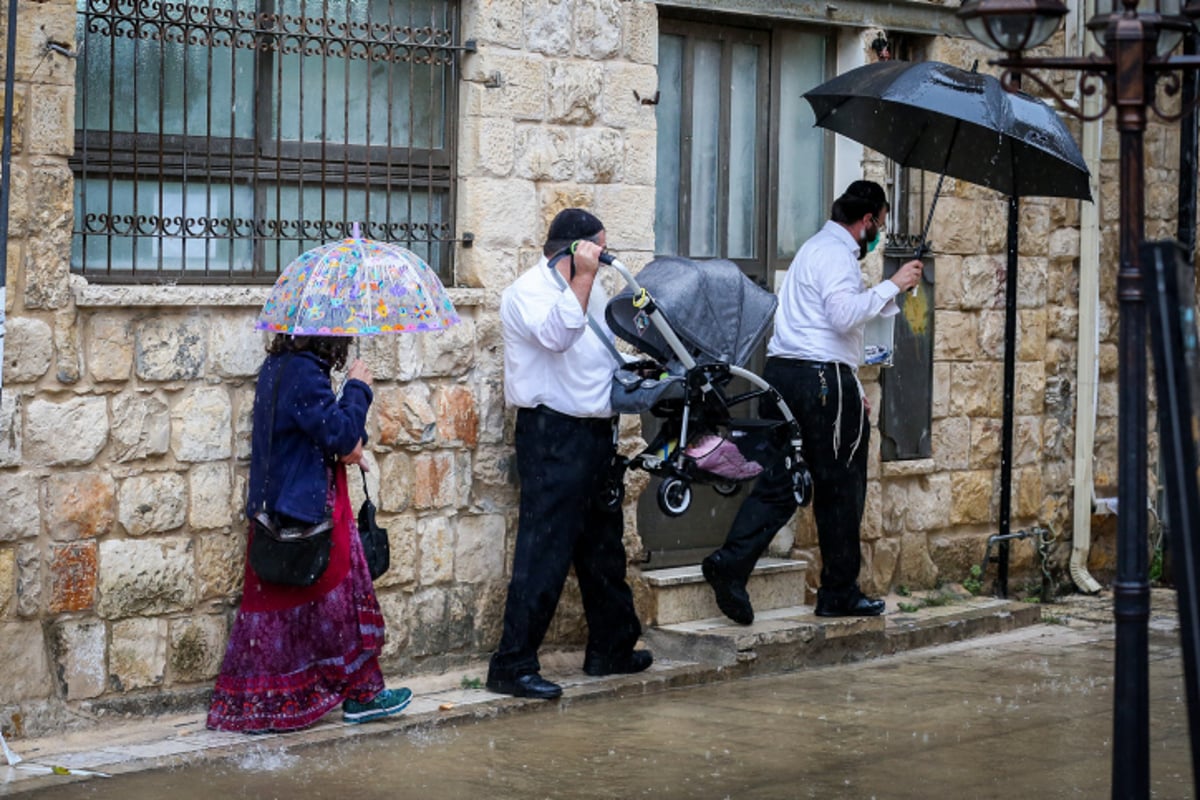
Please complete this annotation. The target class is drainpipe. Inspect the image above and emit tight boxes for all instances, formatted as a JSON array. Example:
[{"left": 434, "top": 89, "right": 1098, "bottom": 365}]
[
  {"left": 0, "top": 0, "right": 16, "bottom": 406},
  {"left": 1070, "top": 0, "right": 1104, "bottom": 594}
]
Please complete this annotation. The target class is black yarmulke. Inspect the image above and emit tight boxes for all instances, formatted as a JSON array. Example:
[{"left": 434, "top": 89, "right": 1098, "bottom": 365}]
[{"left": 546, "top": 208, "right": 604, "bottom": 244}]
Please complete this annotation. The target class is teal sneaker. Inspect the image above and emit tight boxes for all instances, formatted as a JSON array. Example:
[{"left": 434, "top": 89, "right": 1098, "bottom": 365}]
[{"left": 342, "top": 687, "right": 413, "bottom": 724}]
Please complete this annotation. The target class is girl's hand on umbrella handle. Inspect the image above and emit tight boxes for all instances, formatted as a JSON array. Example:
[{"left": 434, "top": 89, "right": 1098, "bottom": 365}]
[
  {"left": 346, "top": 359, "right": 373, "bottom": 387},
  {"left": 340, "top": 439, "right": 368, "bottom": 470}
]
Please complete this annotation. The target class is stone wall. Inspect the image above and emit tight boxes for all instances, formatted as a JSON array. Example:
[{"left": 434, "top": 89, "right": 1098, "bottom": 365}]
[{"left": 0, "top": 0, "right": 1180, "bottom": 737}]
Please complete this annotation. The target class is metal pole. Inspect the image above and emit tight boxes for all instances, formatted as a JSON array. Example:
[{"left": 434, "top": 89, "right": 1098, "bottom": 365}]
[
  {"left": 0, "top": 0, "right": 17, "bottom": 407},
  {"left": 1111, "top": 16, "right": 1151, "bottom": 799},
  {"left": 997, "top": 193, "right": 1019, "bottom": 598},
  {"left": 1180, "top": 28, "right": 1199, "bottom": 257}
]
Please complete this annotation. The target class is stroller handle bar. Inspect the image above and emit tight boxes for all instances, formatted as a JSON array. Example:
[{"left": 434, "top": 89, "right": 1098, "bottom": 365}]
[{"left": 599, "top": 252, "right": 698, "bottom": 372}]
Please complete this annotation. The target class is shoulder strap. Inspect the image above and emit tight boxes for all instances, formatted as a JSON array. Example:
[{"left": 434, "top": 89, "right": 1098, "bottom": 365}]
[{"left": 547, "top": 253, "right": 625, "bottom": 366}]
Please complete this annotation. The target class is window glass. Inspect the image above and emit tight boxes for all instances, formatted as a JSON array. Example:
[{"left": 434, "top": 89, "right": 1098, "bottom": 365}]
[
  {"left": 688, "top": 40, "right": 721, "bottom": 258},
  {"left": 776, "top": 29, "right": 826, "bottom": 260},
  {"left": 727, "top": 42, "right": 759, "bottom": 260},
  {"left": 654, "top": 35, "right": 683, "bottom": 256}
]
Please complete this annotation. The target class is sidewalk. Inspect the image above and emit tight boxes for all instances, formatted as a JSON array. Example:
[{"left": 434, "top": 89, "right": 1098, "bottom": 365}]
[{"left": 0, "top": 589, "right": 1159, "bottom": 797}]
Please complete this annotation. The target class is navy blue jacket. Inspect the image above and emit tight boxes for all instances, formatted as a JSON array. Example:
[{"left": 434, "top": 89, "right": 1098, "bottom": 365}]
[{"left": 245, "top": 350, "right": 373, "bottom": 524}]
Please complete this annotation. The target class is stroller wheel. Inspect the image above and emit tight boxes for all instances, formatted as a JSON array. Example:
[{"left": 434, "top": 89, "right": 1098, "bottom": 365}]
[
  {"left": 712, "top": 481, "right": 741, "bottom": 497},
  {"left": 792, "top": 465, "right": 814, "bottom": 508},
  {"left": 657, "top": 478, "right": 692, "bottom": 517},
  {"left": 601, "top": 480, "right": 626, "bottom": 510}
]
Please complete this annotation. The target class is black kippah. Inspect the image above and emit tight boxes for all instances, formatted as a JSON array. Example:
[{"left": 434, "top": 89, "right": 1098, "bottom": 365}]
[{"left": 546, "top": 208, "right": 604, "bottom": 245}]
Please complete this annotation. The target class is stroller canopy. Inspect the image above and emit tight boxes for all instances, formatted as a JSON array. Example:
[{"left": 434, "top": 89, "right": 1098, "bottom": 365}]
[{"left": 606, "top": 256, "right": 777, "bottom": 367}]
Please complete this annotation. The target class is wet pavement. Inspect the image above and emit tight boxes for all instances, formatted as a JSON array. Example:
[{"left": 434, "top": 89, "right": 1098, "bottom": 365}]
[{"left": 2, "top": 591, "right": 1194, "bottom": 799}]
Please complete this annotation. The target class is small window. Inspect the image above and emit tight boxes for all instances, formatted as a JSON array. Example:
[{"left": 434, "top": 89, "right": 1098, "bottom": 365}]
[{"left": 72, "top": 0, "right": 463, "bottom": 283}]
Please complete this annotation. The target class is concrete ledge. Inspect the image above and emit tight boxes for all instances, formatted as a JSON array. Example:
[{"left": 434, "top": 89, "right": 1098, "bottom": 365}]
[{"left": 643, "top": 557, "right": 807, "bottom": 625}]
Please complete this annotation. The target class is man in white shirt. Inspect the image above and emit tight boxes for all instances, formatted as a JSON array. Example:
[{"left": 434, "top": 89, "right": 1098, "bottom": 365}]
[
  {"left": 486, "top": 208, "right": 652, "bottom": 700},
  {"left": 703, "top": 181, "right": 924, "bottom": 623}
]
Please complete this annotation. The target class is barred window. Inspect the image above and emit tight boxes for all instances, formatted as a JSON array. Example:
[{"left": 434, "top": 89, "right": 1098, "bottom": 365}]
[{"left": 72, "top": 0, "right": 463, "bottom": 284}]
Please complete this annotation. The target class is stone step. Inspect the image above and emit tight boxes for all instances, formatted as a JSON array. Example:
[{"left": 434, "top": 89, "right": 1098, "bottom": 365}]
[
  {"left": 643, "top": 596, "right": 1044, "bottom": 670},
  {"left": 642, "top": 557, "right": 807, "bottom": 626}
]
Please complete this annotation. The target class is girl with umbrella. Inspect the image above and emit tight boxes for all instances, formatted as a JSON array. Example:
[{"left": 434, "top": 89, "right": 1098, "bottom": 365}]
[{"left": 206, "top": 333, "right": 412, "bottom": 732}]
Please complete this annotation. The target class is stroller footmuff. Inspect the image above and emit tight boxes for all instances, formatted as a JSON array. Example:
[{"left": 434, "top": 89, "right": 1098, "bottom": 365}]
[{"left": 603, "top": 256, "right": 814, "bottom": 518}]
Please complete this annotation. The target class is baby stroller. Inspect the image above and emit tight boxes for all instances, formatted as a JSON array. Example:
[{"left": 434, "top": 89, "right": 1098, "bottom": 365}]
[{"left": 600, "top": 253, "right": 814, "bottom": 517}]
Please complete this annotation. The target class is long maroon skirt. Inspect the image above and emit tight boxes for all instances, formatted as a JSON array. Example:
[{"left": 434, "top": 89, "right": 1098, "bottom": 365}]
[{"left": 207, "top": 465, "right": 385, "bottom": 733}]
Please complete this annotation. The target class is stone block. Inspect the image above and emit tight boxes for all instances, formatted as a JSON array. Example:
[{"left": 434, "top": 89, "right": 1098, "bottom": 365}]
[
  {"left": 413, "top": 451, "right": 465, "bottom": 510},
  {"left": 464, "top": 116, "right": 516, "bottom": 177},
  {"left": 459, "top": 176, "right": 539, "bottom": 250},
  {"left": 932, "top": 416, "right": 970, "bottom": 471},
  {"left": 407, "top": 586, "right": 452, "bottom": 657},
  {"left": 455, "top": 245, "right": 518, "bottom": 289},
  {"left": 866, "top": 537, "right": 899, "bottom": 596},
  {"left": 573, "top": 0, "right": 622, "bottom": 59},
  {"left": 514, "top": 124, "right": 574, "bottom": 182},
  {"left": 24, "top": 396, "right": 108, "bottom": 466},
  {"left": 109, "top": 617, "right": 167, "bottom": 691},
  {"left": 374, "top": 513, "right": 417, "bottom": 589},
  {"left": 1016, "top": 256, "right": 1048, "bottom": 308},
  {"left": 46, "top": 471, "right": 115, "bottom": 541},
  {"left": 601, "top": 62, "right": 659, "bottom": 130},
  {"left": 547, "top": 60, "right": 603, "bottom": 124},
  {"left": 525, "top": 0, "right": 572, "bottom": 55},
  {"left": 435, "top": 384, "right": 479, "bottom": 447},
  {"left": 454, "top": 514, "right": 505, "bottom": 584},
  {"left": 88, "top": 315, "right": 134, "bottom": 382},
  {"left": 377, "top": 383, "right": 436, "bottom": 446},
  {"left": 462, "top": 0, "right": 522, "bottom": 48},
  {"left": 474, "top": 374, "right": 507, "bottom": 445},
  {"left": 418, "top": 514, "right": 454, "bottom": 585},
  {"left": 624, "top": 127, "right": 657, "bottom": 186},
  {"left": 118, "top": 472, "right": 187, "bottom": 536},
  {"left": 960, "top": 254, "right": 1004, "bottom": 310},
  {"left": 377, "top": 452, "right": 414, "bottom": 513},
  {"left": 0, "top": 393, "right": 20, "bottom": 468},
  {"left": 28, "top": 84, "right": 74, "bottom": 157},
  {"left": 931, "top": 362, "right": 951, "bottom": 419},
  {"left": 470, "top": 53, "right": 546, "bottom": 120},
  {"left": 0, "top": 622, "right": 53, "bottom": 703},
  {"left": 23, "top": 173, "right": 72, "bottom": 310},
  {"left": 189, "top": 463, "right": 233, "bottom": 530},
  {"left": 376, "top": 590, "right": 410, "bottom": 662},
  {"left": 929, "top": 534, "right": 987, "bottom": 584},
  {"left": 904, "top": 473, "right": 953, "bottom": 533},
  {"left": 16, "top": 542, "right": 41, "bottom": 617},
  {"left": 97, "top": 537, "right": 196, "bottom": 619},
  {"left": 209, "top": 318, "right": 266, "bottom": 379},
  {"left": 110, "top": 392, "right": 171, "bottom": 463},
  {"left": 896, "top": 532, "right": 939, "bottom": 589},
  {"left": 232, "top": 384, "right": 255, "bottom": 460},
  {"left": 196, "top": 529, "right": 246, "bottom": 600},
  {"left": 49, "top": 541, "right": 98, "bottom": 613},
  {"left": 135, "top": 316, "right": 206, "bottom": 381},
  {"left": 624, "top": 0, "right": 658, "bottom": 64},
  {"left": 423, "top": 316, "right": 477, "bottom": 378},
  {"left": 933, "top": 311, "right": 977, "bottom": 361},
  {"left": 0, "top": 472, "right": 39, "bottom": 542},
  {"left": 951, "top": 470, "right": 995, "bottom": 526},
  {"left": 171, "top": 387, "right": 232, "bottom": 462},
  {"left": 948, "top": 362, "right": 1002, "bottom": 417},
  {"left": 592, "top": 184, "right": 656, "bottom": 251},
  {"left": 0, "top": 548, "right": 13, "bottom": 616},
  {"left": 169, "top": 615, "right": 227, "bottom": 683},
  {"left": 3, "top": 316, "right": 53, "bottom": 383},
  {"left": 575, "top": 127, "right": 625, "bottom": 183},
  {"left": 969, "top": 419, "right": 1001, "bottom": 469},
  {"left": 50, "top": 618, "right": 107, "bottom": 700}
]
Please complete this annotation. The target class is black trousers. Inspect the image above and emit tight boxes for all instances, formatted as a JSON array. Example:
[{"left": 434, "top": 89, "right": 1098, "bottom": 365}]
[
  {"left": 488, "top": 406, "right": 641, "bottom": 680},
  {"left": 713, "top": 357, "right": 870, "bottom": 595}
]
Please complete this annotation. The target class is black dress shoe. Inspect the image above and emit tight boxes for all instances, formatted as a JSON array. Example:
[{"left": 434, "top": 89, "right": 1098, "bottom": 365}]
[
  {"left": 702, "top": 555, "right": 754, "bottom": 625},
  {"left": 582, "top": 649, "right": 653, "bottom": 677},
  {"left": 485, "top": 672, "right": 563, "bottom": 699},
  {"left": 814, "top": 588, "right": 886, "bottom": 617}
]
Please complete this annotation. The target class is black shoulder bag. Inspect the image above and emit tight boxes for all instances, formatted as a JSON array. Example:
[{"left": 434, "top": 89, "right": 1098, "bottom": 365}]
[
  {"left": 356, "top": 466, "right": 390, "bottom": 581},
  {"left": 248, "top": 354, "right": 335, "bottom": 587}
]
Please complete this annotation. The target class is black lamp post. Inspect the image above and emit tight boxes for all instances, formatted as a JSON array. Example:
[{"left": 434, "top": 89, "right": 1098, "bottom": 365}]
[{"left": 957, "top": 1, "right": 1200, "bottom": 797}]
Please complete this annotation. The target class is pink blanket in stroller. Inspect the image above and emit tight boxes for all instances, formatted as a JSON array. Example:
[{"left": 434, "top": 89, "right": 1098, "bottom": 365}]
[{"left": 684, "top": 434, "right": 763, "bottom": 481}]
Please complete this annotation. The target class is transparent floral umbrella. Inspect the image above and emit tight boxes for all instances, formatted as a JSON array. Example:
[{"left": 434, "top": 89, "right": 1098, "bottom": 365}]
[{"left": 257, "top": 224, "right": 459, "bottom": 336}]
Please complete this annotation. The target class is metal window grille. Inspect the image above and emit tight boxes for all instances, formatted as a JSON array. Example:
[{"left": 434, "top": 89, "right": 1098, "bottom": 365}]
[{"left": 71, "top": 0, "right": 466, "bottom": 284}]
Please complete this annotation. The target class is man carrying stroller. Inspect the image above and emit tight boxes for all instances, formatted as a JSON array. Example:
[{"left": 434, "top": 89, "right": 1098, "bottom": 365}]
[
  {"left": 703, "top": 181, "right": 923, "bottom": 623},
  {"left": 487, "top": 208, "right": 652, "bottom": 700}
]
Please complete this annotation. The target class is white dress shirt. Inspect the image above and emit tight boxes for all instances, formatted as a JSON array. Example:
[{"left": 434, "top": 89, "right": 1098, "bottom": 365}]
[
  {"left": 767, "top": 219, "right": 900, "bottom": 367},
  {"left": 501, "top": 256, "right": 618, "bottom": 418}
]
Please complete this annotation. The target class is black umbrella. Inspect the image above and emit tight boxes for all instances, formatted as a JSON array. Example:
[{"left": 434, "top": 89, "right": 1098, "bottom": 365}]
[
  {"left": 804, "top": 60, "right": 1094, "bottom": 596},
  {"left": 803, "top": 60, "right": 1091, "bottom": 202}
]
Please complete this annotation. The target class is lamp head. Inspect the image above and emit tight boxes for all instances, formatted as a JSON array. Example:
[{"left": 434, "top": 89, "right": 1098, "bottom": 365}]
[
  {"left": 1087, "top": 0, "right": 1193, "bottom": 57},
  {"left": 957, "top": 0, "right": 1069, "bottom": 53}
]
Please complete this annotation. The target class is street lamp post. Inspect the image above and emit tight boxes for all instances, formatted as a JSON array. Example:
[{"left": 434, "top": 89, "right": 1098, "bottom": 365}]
[{"left": 957, "top": 1, "right": 1200, "bottom": 797}]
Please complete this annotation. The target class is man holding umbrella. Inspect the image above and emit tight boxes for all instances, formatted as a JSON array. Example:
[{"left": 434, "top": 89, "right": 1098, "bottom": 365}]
[
  {"left": 703, "top": 180, "right": 923, "bottom": 623},
  {"left": 486, "top": 208, "right": 652, "bottom": 700}
]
